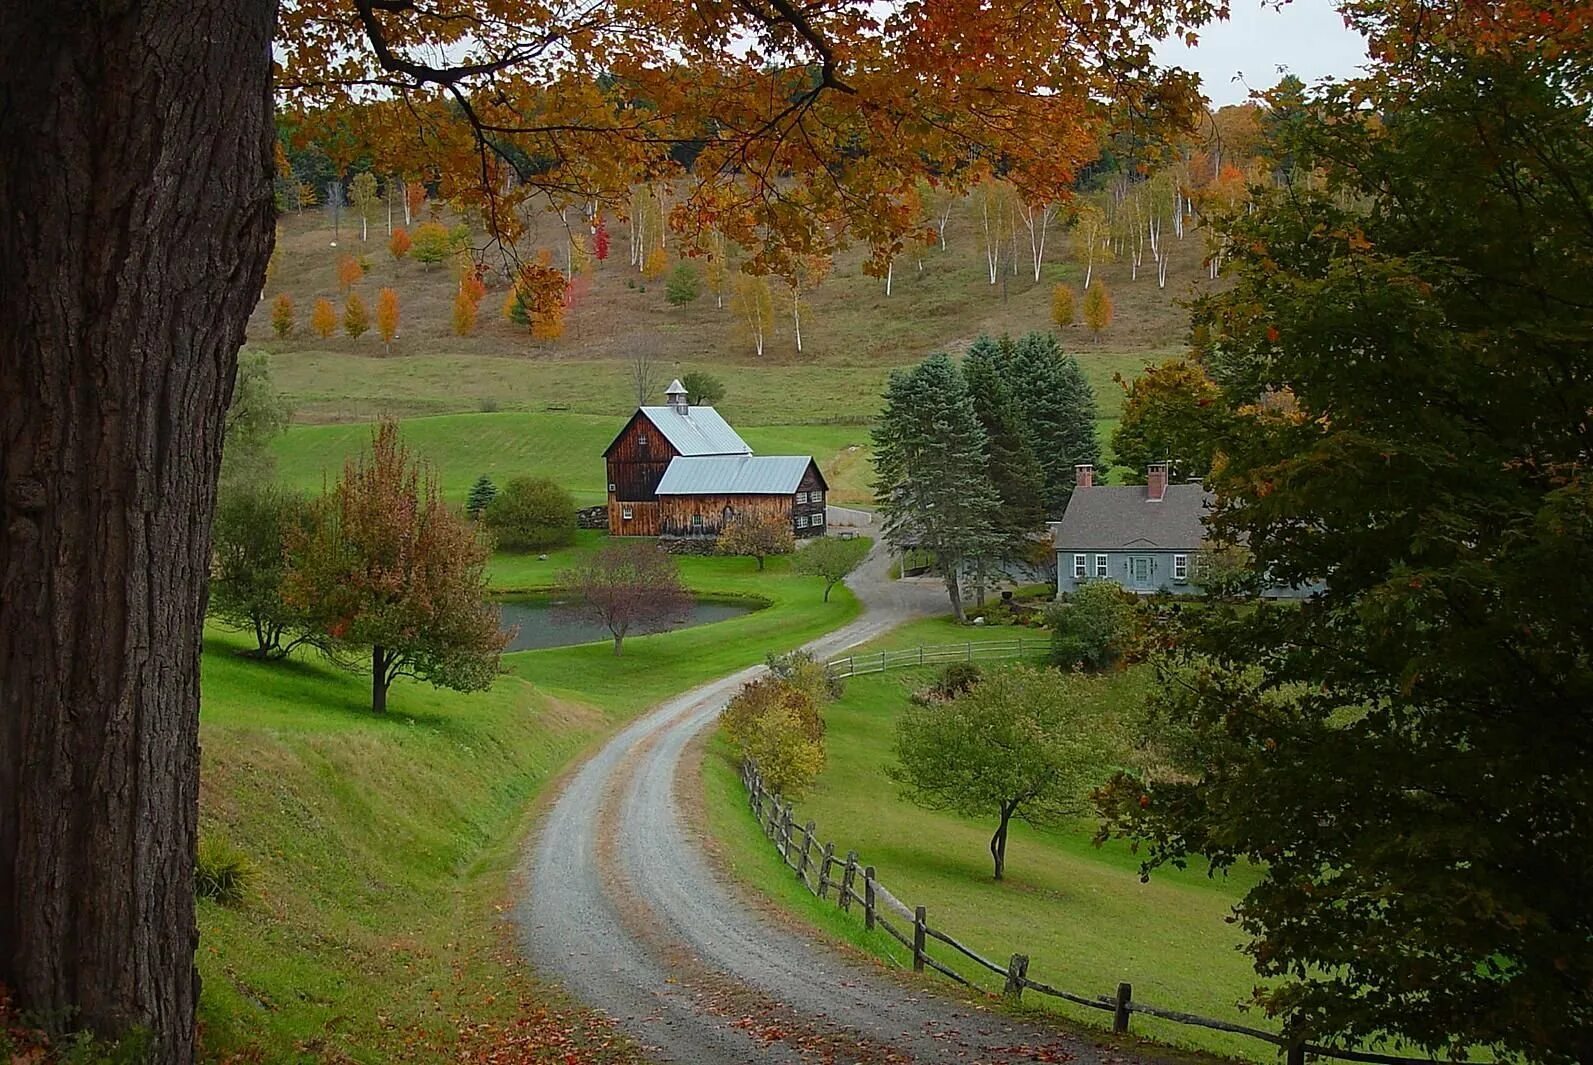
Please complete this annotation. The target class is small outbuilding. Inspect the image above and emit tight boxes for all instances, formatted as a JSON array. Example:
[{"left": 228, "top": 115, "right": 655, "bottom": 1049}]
[{"left": 603, "top": 380, "right": 828, "bottom": 538}]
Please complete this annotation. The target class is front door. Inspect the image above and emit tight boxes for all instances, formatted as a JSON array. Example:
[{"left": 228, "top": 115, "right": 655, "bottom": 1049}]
[{"left": 1130, "top": 556, "right": 1152, "bottom": 590}]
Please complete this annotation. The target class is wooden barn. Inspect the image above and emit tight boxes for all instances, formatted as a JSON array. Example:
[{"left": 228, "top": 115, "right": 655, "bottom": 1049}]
[{"left": 603, "top": 381, "right": 828, "bottom": 539}]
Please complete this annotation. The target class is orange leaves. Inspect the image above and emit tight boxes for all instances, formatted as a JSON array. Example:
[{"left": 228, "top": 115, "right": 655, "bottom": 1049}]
[
  {"left": 270, "top": 293, "right": 295, "bottom": 339},
  {"left": 336, "top": 254, "right": 364, "bottom": 292},
  {"left": 310, "top": 297, "right": 336, "bottom": 339},
  {"left": 388, "top": 226, "right": 411, "bottom": 260},
  {"left": 504, "top": 256, "right": 569, "bottom": 341},
  {"left": 375, "top": 288, "right": 400, "bottom": 349},
  {"left": 452, "top": 287, "right": 478, "bottom": 337}
]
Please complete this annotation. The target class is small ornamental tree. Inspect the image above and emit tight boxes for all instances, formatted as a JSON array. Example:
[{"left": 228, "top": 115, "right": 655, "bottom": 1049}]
[
  {"left": 410, "top": 221, "right": 452, "bottom": 267},
  {"left": 482, "top": 476, "right": 576, "bottom": 550},
  {"left": 388, "top": 226, "right": 412, "bottom": 260},
  {"left": 1082, "top": 281, "right": 1113, "bottom": 341},
  {"left": 889, "top": 664, "right": 1118, "bottom": 879},
  {"left": 282, "top": 419, "right": 506, "bottom": 712},
  {"left": 349, "top": 171, "right": 379, "bottom": 240},
  {"left": 270, "top": 293, "right": 295, "bottom": 338},
  {"left": 716, "top": 510, "right": 795, "bottom": 570},
  {"left": 211, "top": 482, "right": 318, "bottom": 660},
  {"left": 720, "top": 675, "right": 827, "bottom": 796},
  {"left": 791, "top": 535, "right": 869, "bottom": 601},
  {"left": 220, "top": 353, "right": 290, "bottom": 493},
  {"left": 680, "top": 370, "right": 725, "bottom": 407},
  {"left": 465, "top": 475, "right": 497, "bottom": 519},
  {"left": 310, "top": 297, "right": 337, "bottom": 339},
  {"left": 592, "top": 215, "right": 610, "bottom": 263},
  {"left": 1050, "top": 283, "right": 1075, "bottom": 330},
  {"left": 1046, "top": 580, "right": 1142, "bottom": 671},
  {"left": 336, "top": 254, "right": 364, "bottom": 292},
  {"left": 555, "top": 540, "right": 690, "bottom": 655},
  {"left": 506, "top": 258, "right": 568, "bottom": 340},
  {"left": 665, "top": 261, "right": 702, "bottom": 307},
  {"left": 343, "top": 292, "right": 370, "bottom": 339},
  {"left": 375, "top": 287, "right": 400, "bottom": 351},
  {"left": 452, "top": 287, "right": 478, "bottom": 336},
  {"left": 642, "top": 246, "right": 668, "bottom": 280}
]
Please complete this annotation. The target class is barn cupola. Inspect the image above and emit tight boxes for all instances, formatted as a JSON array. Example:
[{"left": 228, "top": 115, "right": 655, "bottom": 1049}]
[{"left": 664, "top": 379, "right": 690, "bottom": 415}]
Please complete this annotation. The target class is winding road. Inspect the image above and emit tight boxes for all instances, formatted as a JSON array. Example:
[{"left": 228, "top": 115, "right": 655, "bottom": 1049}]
[{"left": 516, "top": 545, "right": 1170, "bottom": 1064}]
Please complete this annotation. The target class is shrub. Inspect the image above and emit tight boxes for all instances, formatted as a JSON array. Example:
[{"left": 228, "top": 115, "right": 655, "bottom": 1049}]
[
  {"left": 336, "top": 254, "right": 363, "bottom": 292},
  {"left": 721, "top": 674, "right": 826, "bottom": 796},
  {"left": 388, "top": 225, "right": 412, "bottom": 260},
  {"left": 1046, "top": 580, "right": 1140, "bottom": 670},
  {"left": 665, "top": 261, "right": 702, "bottom": 306},
  {"left": 410, "top": 221, "right": 451, "bottom": 266},
  {"left": 270, "top": 292, "right": 294, "bottom": 338},
  {"left": 767, "top": 649, "right": 843, "bottom": 700},
  {"left": 482, "top": 476, "right": 575, "bottom": 550},
  {"left": 1050, "top": 283, "right": 1075, "bottom": 329},
  {"left": 933, "top": 661, "right": 983, "bottom": 699},
  {"left": 194, "top": 837, "right": 252, "bottom": 906}
]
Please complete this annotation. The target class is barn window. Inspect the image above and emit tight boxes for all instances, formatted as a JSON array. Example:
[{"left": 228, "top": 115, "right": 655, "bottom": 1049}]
[
  {"left": 608, "top": 483, "right": 616, "bottom": 492},
  {"left": 638, "top": 433, "right": 648, "bottom": 446},
  {"left": 1173, "top": 554, "right": 1189, "bottom": 582},
  {"left": 621, "top": 506, "right": 633, "bottom": 520},
  {"left": 1095, "top": 554, "right": 1108, "bottom": 578},
  {"left": 1073, "top": 554, "right": 1087, "bottom": 579},
  {"left": 795, "top": 491, "right": 808, "bottom": 504},
  {"left": 692, "top": 513, "right": 704, "bottom": 529},
  {"left": 795, "top": 514, "right": 807, "bottom": 528},
  {"left": 812, "top": 511, "right": 824, "bottom": 527}
]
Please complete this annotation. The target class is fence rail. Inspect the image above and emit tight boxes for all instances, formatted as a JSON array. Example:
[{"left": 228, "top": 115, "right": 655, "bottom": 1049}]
[
  {"left": 740, "top": 760, "right": 1451, "bottom": 1065},
  {"left": 825, "top": 638, "right": 1040, "bottom": 679}
]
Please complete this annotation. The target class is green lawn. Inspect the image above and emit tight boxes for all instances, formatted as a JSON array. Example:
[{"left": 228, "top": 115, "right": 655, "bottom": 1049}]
[
  {"left": 702, "top": 662, "right": 1275, "bottom": 1063},
  {"left": 196, "top": 546, "right": 858, "bottom": 1062}
]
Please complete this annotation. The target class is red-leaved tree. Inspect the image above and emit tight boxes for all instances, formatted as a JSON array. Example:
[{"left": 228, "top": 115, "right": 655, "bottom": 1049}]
[
  {"left": 555, "top": 540, "right": 690, "bottom": 655},
  {"left": 283, "top": 419, "right": 506, "bottom": 712}
]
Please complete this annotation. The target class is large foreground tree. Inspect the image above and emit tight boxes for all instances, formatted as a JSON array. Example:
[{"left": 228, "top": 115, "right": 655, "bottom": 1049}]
[
  {"left": 1, "top": 0, "right": 1217, "bottom": 1055},
  {"left": 1099, "top": 33, "right": 1593, "bottom": 1065}
]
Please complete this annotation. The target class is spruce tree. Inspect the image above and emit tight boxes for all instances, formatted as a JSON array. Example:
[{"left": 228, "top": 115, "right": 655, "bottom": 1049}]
[
  {"left": 961, "top": 336, "right": 1046, "bottom": 556},
  {"left": 466, "top": 474, "right": 497, "bottom": 519},
  {"left": 872, "top": 353, "right": 1003, "bottom": 621},
  {"left": 1002, "top": 332, "right": 1100, "bottom": 513}
]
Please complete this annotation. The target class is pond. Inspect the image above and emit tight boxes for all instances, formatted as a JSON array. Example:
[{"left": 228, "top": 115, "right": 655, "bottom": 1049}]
[{"left": 496, "top": 595, "right": 762, "bottom": 652}]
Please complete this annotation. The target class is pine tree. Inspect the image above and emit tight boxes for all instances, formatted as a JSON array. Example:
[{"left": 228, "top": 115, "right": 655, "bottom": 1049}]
[
  {"left": 466, "top": 475, "right": 497, "bottom": 519},
  {"left": 1000, "top": 332, "right": 1100, "bottom": 514},
  {"left": 961, "top": 336, "right": 1046, "bottom": 555},
  {"left": 872, "top": 354, "right": 1003, "bottom": 621}
]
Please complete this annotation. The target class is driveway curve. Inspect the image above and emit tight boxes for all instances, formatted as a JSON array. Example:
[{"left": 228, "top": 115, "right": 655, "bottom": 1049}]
[{"left": 516, "top": 545, "right": 1168, "bottom": 1064}]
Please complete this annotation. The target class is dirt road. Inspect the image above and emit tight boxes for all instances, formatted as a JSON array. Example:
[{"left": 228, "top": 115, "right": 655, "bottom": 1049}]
[{"left": 515, "top": 546, "right": 1169, "bottom": 1064}]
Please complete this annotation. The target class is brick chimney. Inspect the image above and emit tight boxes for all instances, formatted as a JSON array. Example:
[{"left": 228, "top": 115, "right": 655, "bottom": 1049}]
[
  {"left": 1146, "top": 461, "right": 1169, "bottom": 502},
  {"left": 1074, "top": 463, "right": 1094, "bottom": 489},
  {"left": 664, "top": 378, "right": 689, "bottom": 415}
]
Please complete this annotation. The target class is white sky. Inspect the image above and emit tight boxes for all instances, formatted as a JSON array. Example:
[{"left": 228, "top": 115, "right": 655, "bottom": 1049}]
[{"left": 1155, "top": 0, "right": 1372, "bottom": 106}]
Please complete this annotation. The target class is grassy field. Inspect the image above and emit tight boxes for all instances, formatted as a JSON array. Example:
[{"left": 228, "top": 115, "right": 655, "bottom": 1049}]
[
  {"left": 701, "top": 656, "right": 1275, "bottom": 1063},
  {"left": 195, "top": 544, "right": 858, "bottom": 1062}
]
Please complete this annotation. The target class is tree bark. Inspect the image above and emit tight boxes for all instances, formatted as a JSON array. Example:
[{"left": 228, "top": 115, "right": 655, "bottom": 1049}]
[
  {"left": 0, "top": 3, "right": 276, "bottom": 1060},
  {"left": 372, "top": 645, "right": 390, "bottom": 713},
  {"left": 990, "top": 802, "right": 1015, "bottom": 880}
]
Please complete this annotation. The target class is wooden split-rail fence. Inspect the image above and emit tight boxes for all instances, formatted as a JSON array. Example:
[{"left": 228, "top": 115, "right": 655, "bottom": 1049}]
[
  {"left": 741, "top": 760, "right": 1451, "bottom": 1065},
  {"left": 824, "top": 638, "right": 1041, "bottom": 680}
]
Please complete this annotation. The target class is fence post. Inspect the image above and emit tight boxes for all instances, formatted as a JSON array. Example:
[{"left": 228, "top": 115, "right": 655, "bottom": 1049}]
[
  {"left": 780, "top": 806, "right": 794, "bottom": 861},
  {"left": 918, "top": 645, "right": 924, "bottom": 666},
  {"left": 863, "top": 866, "right": 877, "bottom": 930},
  {"left": 797, "top": 820, "right": 816, "bottom": 886},
  {"left": 817, "top": 842, "right": 835, "bottom": 899},
  {"left": 1285, "top": 1043, "right": 1305, "bottom": 1065},
  {"left": 1113, "top": 982, "right": 1133, "bottom": 1034},
  {"left": 1003, "top": 954, "right": 1029, "bottom": 999},
  {"left": 839, "top": 851, "right": 858, "bottom": 911},
  {"left": 912, "top": 906, "right": 927, "bottom": 973}
]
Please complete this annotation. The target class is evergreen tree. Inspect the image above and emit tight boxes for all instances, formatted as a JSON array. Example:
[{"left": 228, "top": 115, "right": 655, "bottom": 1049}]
[
  {"left": 872, "top": 354, "right": 1002, "bottom": 621},
  {"left": 961, "top": 336, "right": 1046, "bottom": 555},
  {"left": 1001, "top": 332, "right": 1099, "bottom": 513},
  {"left": 465, "top": 475, "right": 497, "bottom": 519}
]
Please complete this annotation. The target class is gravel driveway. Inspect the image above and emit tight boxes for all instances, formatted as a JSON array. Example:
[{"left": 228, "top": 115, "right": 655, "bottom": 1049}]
[{"left": 515, "top": 544, "right": 1174, "bottom": 1064}]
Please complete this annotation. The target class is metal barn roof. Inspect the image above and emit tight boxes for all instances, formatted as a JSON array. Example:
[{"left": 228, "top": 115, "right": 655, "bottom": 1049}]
[
  {"left": 655, "top": 455, "right": 816, "bottom": 495},
  {"left": 636, "top": 405, "right": 751, "bottom": 456},
  {"left": 1051, "top": 482, "right": 1213, "bottom": 551}
]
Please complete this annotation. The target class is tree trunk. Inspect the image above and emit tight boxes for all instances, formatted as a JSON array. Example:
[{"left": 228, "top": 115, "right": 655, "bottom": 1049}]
[
  {"left": 613, "top": 633, "right": 625, "bottom": 656},
  {"left": 0, "top": 3, "right": 276, "bottom": 1061},
  {"left": 372, "top": 645, "right": 390, "bottom": 713},
  {"left": 990, "top": 803, "right": 1014, "bottom": 880},
  {"left": 945, "top": 567, "right": 965, "bottom": 622}
]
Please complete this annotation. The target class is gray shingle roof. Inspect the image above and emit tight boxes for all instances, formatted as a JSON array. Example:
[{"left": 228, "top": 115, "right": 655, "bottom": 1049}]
[
  {"left": 637, "top": 405, "right": 750, "bottom": 456},
  {"left": 655, "top": 455, "right": 815, "bottom": 495},
  {"left": 1052, "top": 482, "right": 1213, "bottom": 551}
]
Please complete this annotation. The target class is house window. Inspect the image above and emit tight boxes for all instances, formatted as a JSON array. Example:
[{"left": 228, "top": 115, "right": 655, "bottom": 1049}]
[
  {"left": 795, "top": 514, "right": 807, "bottom": 528},
  {"left": 621, "top": 506, "right": 633, "bottom": 520},
  {"left": 1095, "top": 554, "right": 1108, "bottom": 578},
  {"left": 1073, "top": 554, "right": 1087, "bottom": 580},
  {"left": 811, "top": 511, "right": 824, "bottom": 527},
  {"left": 795, "top": 491, "right": 808, "bottom": 504},
  {"left": 1173, "top": 554, "right": 1189, "bottom": 582},
  {"left": 814, "top": 491, "right": 824, "bottom": 507}
]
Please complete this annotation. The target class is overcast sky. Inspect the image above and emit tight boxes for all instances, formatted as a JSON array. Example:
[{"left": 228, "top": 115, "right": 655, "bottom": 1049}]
[{"left": 1155, "top": 0, "right": 1372, "bottom": 106}]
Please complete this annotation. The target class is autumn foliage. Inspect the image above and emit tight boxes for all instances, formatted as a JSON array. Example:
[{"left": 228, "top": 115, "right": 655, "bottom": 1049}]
[
  {"left": 388, "top": 226, "right": 411, "bottom": 260},
  {"left": 343, "top": 292, "right": 370, "bottom": 339},
  {"left": 452, "top": 287, "right": 479, "bottom": 336},
  {"left": 282, "top": 419, "right": 506, "bottom": 712},
  {"left": 1050, "top": 284, "right": 1075, "bottom": 330},
  {"left": 310, "top": 297, "right": 337, "bottom": 339},
  {"left": 336, "top": 254, "right": 364, "bottom": 292},
  {"left": 505, "top": 257, "right": 569, "bottom": 340},
  {"left": 592, "top": 216, "right": 610, "bottom": 263},
  {"left": 715, "top": 511, "right": 794, "bottom": 570},
  {"left": 375, "top": 287, "right": 400, "bottom": 350},
  {"left": 1082, "top": 282, "right": 1113, "bottom": 340},
  {"left": 270, "top": 293, "right": 295, "bottom": 338}
]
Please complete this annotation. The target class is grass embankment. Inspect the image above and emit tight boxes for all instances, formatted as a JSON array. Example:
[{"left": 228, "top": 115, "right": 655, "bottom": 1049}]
[
  {"left": 196, "top": 540, "right": 858, "bottom": 1062},
  {"left": 702, "top": 640, "right": 1270, "bottom": 1063}
]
